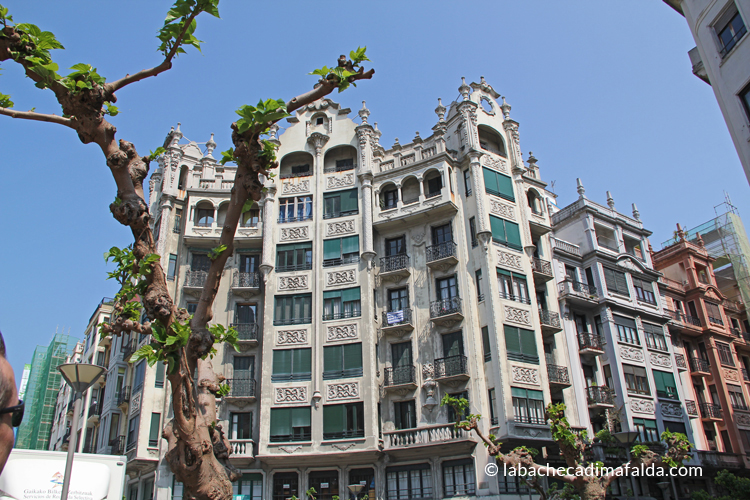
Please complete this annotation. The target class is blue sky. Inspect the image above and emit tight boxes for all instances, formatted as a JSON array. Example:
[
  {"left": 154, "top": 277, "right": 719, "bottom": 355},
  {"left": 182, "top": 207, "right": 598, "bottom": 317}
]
[{"left": 1, "top": 1, "right": 747, "bottom": 382}]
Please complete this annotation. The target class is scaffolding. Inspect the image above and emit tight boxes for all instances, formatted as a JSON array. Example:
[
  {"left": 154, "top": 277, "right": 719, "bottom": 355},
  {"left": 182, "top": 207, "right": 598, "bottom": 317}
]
[
  {"left": 14, "top": 333, "right": 78, "bottom": 450},
  {"left": 661, "top": 194, "right": 750, "bottom": 307}
]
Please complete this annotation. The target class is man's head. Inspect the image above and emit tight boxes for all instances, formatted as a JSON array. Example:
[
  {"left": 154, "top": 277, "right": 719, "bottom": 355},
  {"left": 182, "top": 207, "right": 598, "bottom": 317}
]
[{"left": 0, "top": 331, "right": 18, "bottom": 474}]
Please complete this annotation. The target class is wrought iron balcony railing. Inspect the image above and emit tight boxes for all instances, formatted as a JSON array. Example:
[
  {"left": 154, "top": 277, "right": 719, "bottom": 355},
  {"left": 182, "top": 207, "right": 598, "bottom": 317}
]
[
  {"left": 380, "top": 254, "right": 409, "bottom": 273},
  {"left": 586, "top": 386, "right": 614, "bottom": 406},
  {"left": 384, "top": 365, "right": 416, "bottom": 387},
  {"left": 547, "top": 364, "right": 570, "bottom": 384},
  {"left": 689, "top": 357, "right": 711, "bottom": 373},
  {"left": 383, "top": 308, "right": 412, "bottom": 327},
  {"left": 278, "top": 214, "right": 313, "bottom": 223},
  {"left": 699, "top": 402, "right": 723, "bottom": 419},
  {"left": 109, "top": 436, "right": 125, "bottom": 455},
  {"left": 322, "top": 254, "right": 360, "bottom": 267},
  {"left": 539, "top": 309, "right": 561, "bottom": 329},
  {"left": 276, "top": 262, "right": 313, "bottom": 272},
  {"left": 122, "top": 340, "right": 137, "bottom": 360},
  {"left": 185, "top": 270, "right": 208, "bottom": 287},
  {"left": 530, "top": 257, "right": 553, "bottom": 276},
  {"left": 230, "top": 323, "right": 259, "bottom": 342},
  {"left": 719, "top": 23, "right": 747, "bottom": 57},
  {"left": 665, "top": 309, "right": 701, "bottom": 326},
  {"left": 429, "top": 297, "right": 462, "bottom": 318},
  {"left": 225, "top": 378, "right": 256, "bottom": 398},
  {"left": 116, "top": 387, "right": 131, "bottom": 406},
  {"left": 426, "top": 241, "right": 457, "bottom": 262},
  {"left": 435, "top": 355, "right": 469, "bottom": 379},
  {"left": 87, "top": 401, "right": 100, "bottom": 418},
  {"left": 578, "top": 332, "right": 605, "bottom": 351},
  {"left": 559, "top": 280, "right": 599, "bottom": 298},
  {"left": 233, "top": 271, "right": 261, "bottom": 288}
]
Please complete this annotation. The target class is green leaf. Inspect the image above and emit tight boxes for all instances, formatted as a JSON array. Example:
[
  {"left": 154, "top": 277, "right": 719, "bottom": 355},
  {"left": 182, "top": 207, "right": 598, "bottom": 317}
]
[
  {"left": 130, "top": 344, "right": 156, "bottom": 364},
  {"left": 104, "top": 102, "right": 119, "bottom": 116},
  {"left": 349, "top": 46, "right": 369, "bottom": 64},
  {"left": 0, "top": 92, "right": 13, "bottom": 108},
  {"left": 219, "top": 148, "right": 235, "bottom": 165},
  {"left": 149, "top": 146, "right": 166, "bottom": 159},
  {"left": 208, "top": 244, "right": 227, "bottom": 261},
  {"left": 151, "top": 323, "right": 168, "bottom": 343}
]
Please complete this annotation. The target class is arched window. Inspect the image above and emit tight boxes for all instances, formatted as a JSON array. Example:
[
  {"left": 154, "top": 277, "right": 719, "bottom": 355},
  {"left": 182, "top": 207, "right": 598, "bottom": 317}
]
[
  {"left": 178, "top": 166, "right": 189, "bottom": 190},
  {"left": 478, "top": 126, "right": 506, "bottom": 157},
  {"left": 423, "top": 171, "right": 443, "bottom": 198},
  {"left": 401, "top": 177, "right": 420, "bottom": 204},
  {"left": 527, "top": 190, "right": 543, "bottom": 215},
  {"left": 242, "top": 203, "right": 260, "bottom": 227},
  {"left": 379, "top": 183, "right": 399, "bottom": 210},
  {"left": 195, "top": 201, "right": 214, "bottom": 227}
]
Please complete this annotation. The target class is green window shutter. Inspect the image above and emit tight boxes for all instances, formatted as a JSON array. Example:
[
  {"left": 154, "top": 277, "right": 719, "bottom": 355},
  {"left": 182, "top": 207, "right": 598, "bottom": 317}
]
[
  {"left": 273, "top": 350, "right": 292, "bottom": 377},
  {"left": 661, "top": 371, "right": 676, "bottom": 391},
  {"left": 342, "top": 235, "right": 359, "bottom": 254},
  {"left": 323, "top": 405, "right": 344, "bottom": 435},
  {"left": 520, "top": 329, "right": 538, "bottom": 358},
  {"left": 497, "top": 173, "right": 515, "bottom": 201},
  {"left": 483, "top": 168, "right": 499, "bottom": 194},
  {"left": 603, "top": 268, "right": 616, "bottom": 291},
  {"left": 343, "top": 188, "right": 359, "bottom": 212},
  {"left": 324, "top": 346, "right": 342, "bottom": 373},
  {"left": 324, "top": 239, "right": 342, "bottom": 260},
  {"left": 505, "top": 222, "right": 522, "bottom": 249},
  {"left": 490, "top": 216, "right": 506, "bottom": 243},
  {"left": 653, "top": 370, "right": 666, "bottom": 394},
  {"left": 292, "top": 407, "right": 310, "bottom": 427},
  {"left": 511, "top": 387, "right": 527, "bottom": 398},
  {"left": 300, "top": 295, "right": 311, "bottom": 320},
  {"left": 615, "top": 271, "right": 629, "bottom": 294},
  {"left": 324, "top": 192, "right": 336, "bottom": 200},
  {"left": 155, "top": 362, "right": 165, "bottom": 387},
  {"left": 323, "top": 290, "right": 343, "bottom": 300},
  {"left": 344, "top": 343, "right": 363, "bottom": 370},
  {"left": 504, "top": 326, "right": 521, "bottom": 354},
  {"left": 294, "top": 348, "right": 312, "bottom": 375},
  {"left": 149, "top": 413, "right": 160, "bottom": 442},
  {"left": 497, "top": 268, "right": 512, "bottom": 277},
  {"left": 342, "top": 287, "right": 361, "bottom": 302},
  {"left": 614, "top": 315, "right": 637, "bottom": 329},
  {"left": 527, "top": 390, "right": 544, "bottom": 400},
  {"left": 270, "top": 408, "right": 291, "bottom": 436},
  {"left": 482, "top": 327, "right": 491, "bottom": 359}
]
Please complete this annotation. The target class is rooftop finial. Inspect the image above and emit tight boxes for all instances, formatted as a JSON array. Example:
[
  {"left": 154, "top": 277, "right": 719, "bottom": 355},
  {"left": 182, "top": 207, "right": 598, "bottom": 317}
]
[
  {"left": 435, "top": 98, "right": 446, "bottom": 122},
  {"left": 269, "top": 124, "right": 279, "bottom": 141},
  {"left": 527, "top": 151, "right": 538, "bottom": 166},
  {"left": 500, "top": 96, "right": 511, "bottom": 120},
  {"left": 480, "top": 75, "right": 486, "bottom": 84},
  {"left": 606, "top": 191, "right": 615, "bottom": 210},
  {"left": 175, "top": 122, "right": 182, "bottom": 134},
  {"left": 204, "top": 133, "right": 216, "bottom": 158},
  {"left": 459, "top": 77, "right": 470, "bottom": 101},
  {"left": 576, "top": 178, "right": 586, "bottom": 199},
  {"left": 358, "top": 100, "right": 370, "bottom": 124},
  {"left": 632, "top": 203, "right": 640, "bottom": 221},
  {"left": 696, "top": 232, "right": 705, "bottom": 247},
  {"left": 676, "top": 223, "right": 685, "bottom": 241},
  {"left": 413, "top": 131, "right": 422, "bottom": 144}
]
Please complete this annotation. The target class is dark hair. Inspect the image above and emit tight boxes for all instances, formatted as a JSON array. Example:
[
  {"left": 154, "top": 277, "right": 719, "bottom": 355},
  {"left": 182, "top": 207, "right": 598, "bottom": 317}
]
[
  {"left": 0, "top": 330, "right": 9, "bottom": 409},
  {"left": 0, "top": 330, "right": 5, "bottom": 358}
]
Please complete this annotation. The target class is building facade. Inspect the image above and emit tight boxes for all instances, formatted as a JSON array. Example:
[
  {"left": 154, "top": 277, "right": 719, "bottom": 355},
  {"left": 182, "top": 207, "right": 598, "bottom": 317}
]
[{"left": 663, "top": 0, "right": 750, "bottom": 184}]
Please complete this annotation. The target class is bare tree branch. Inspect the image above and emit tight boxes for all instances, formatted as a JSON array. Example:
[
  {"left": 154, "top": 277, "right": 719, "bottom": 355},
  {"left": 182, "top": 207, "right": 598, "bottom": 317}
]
[
  {"left": 286, "top": 68, "right": 375, "bottom": 114},
  {"left": 0, "top": 106, "right": 75, "bottom": 127}
]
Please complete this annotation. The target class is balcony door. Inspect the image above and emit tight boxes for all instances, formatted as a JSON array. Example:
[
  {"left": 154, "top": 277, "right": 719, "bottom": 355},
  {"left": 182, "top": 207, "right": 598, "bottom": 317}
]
[
  {"left": 385, "top": 236, "right": 405, "bottom": 257},
  {"left": 436, "top": 276, "right": 458, "bottom": 301},
  {"left": 392, "top": 342, "right": 412, "bottom": 368},
  {"left": 234, "top": 356, "right": 255, "bottom": 380},
  {"left": 240, "top": 254, "right": 259, "bottom": 273},
  {"left": 442, "top": 332, "right": 464, "bottom": 358},
  {"left": 236, "top": 304, "right": 257, "bottom": 325},
  {"left": 192, "top": 253, "right": 211, "bottom": 272},
  {"left": 388, "top": 288, "right": 408, "bottom": 312},
  {"left": 432, "top": 223, "right": 452, "bottom": 245},
  {"left": 573, "top": 313, "right": 589, "bottom": 334}
]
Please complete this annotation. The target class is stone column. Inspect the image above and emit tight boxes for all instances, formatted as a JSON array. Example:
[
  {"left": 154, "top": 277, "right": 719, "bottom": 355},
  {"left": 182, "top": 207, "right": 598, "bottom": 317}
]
[
  {"left": 259, "top": 185, "right": 276, "bottom": 279},
  {"left": 359, "top": 172, "right": 376, "bottom": 265},
  {"left": 156, "top": 196, "right": 174, "bottom": 257},
  {"left": 504, "top": 119, "right": 536, "bottom": 257},
  {"left": 469, "top": 151, "right": 490, "bottom": 242}
]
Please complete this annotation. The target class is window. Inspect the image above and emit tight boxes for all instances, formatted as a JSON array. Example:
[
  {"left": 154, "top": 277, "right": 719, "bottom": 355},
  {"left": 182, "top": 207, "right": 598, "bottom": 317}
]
[
  {"left": 443, "top": 459, "right": 475, "bottom": 497},
  {"left": 273, "top": 294, "right": 311, "bottom": 325},
  {"left": 173, "top": 209, "right": 182, "bottom": 233},
  {"left": 276, "top": 242, "right": 312, "bottom": 272},
  {"left": 323, "top": 287, "right": 361, "bottom": 320},
  {"left": 126, "top": 415, "right": 139, "bottom": 450},
  {"left": 623, "top": 365, "right": 650, "bottom": 395},
  {"left": 614, "top": 315, "right": 639, "bottom": 345},
  {"left": 488, "top": 388, "right": 498, "bottom": 425},
  {"left": 229, "top": 412, "right": 252, "bottom": 440},
  {"left": 728, "top": 384, "right": 747, "bottom": 410},
  {"left": 186, "top": 302, "right": 197, "bottom": 315},
  {"left": 512, "top": 387, "right": 545, "bottom": 425},
  {"left": 633, "top": 278, "right": 656, "bottom": 304},
  {"left": 663, "top": 421, "right": 687, "bottom": 436},
  {"left": 336, "top": 158, "right": 354, "bottom": 171},
  {"left": 504, "top": 325, "right": 539, "bottom": 364},
  {"left": 497, "top": 269, "right": 530, "bottom": 304},
  {"left": 388, "top": 287, "right": 409, "bottom": 313},
  {"left": 644, "top": 323, "right": 667, "bottom": 351},
  {"left": 706, "top": 301, "right": 723, "bottom": 325},
  {"left": 148, "top": 413, "right": 160, "bottom": 447},
  {"left": 278, "top": 196, "right": 312, "bottom": 223},
  {"left": 241, "top": 207, "right": 260, "bottom": 227},
  {"left": 489, "top": 215, "right": 522, "bottom": 250},
  {"left": 469, "top": 217, "right": 477, "bottom": 248},
  {"left": 603, "top": 267, "right": 630, "bottom": 296},
  {"left": 436, "top": 276, "right": 459, "bottom": 301},
  {"left": 463, "top": 170, "right": 472, "bottom": 196},
  {"left": 741, "top": 81, "right": 750, "bottom": 121},
  {"left": 272, "top": 348, "right": 311, "bottom": 381},
  {"left": 386, "top": 464, "right": 432, "bottom": 500},
  {"left": 323, "top": 235, "right": 360, "bottom": 267},
  {"left": 235, "top": 303, "right": 257, "bottom": 327},
  {"left": 290, "top": 163, "right": 311, "bottom": 176},
  {"left": 323, "top": 402, "right": 364, "bottom": 440},
  {"left": 195, "top": 203, "right": 214, "bottom": 227},
  {"left": 653, "top": 370, "right": 678, "bottom": 399},
  {"left": 432, "top": 223, "right": 453, "bottom": 245},
  {"left": 483, "top": 167, "right": 514, "bottom": 201},
  {"left": 233, "top": 355, "right": 255, "bottom": 379},
  {"left": 717, "top": 342, "right": 735, "bottom": 366},
  {"left": 323, "top": 343, "right": 363, "bottom": 379},
  {"left": 272, "top": 472, "right": 298, "bottom": 500},
  {"left": 633, "top": 418, "right": 659, "bottom": 443},
  {"left": 324, "top": 188, "right": 358, "bottom": 218},
  {"left": 497, "top": 470, "right": 529, "bottom": 494},
  {"left": 446, "top": 391, "right": 469, "bottom": 423},
  {"left": 425, "top": 173, "right": 443, "bottom": 197},
  {"left": 269, "top": 407, "right": 311, "bottom": 442},
  {"left": 382, "top": 187, "right": 398, "bottom": 210},
  {"left": 716, "top": 6, "right": 747, "bottom": 57},
  {"left": 349, "top": 469, "right": 375, "bottom": 500},
  {"left": 155, "top": 363, "right": 165, "bottom": 388},
  {"left": 172, "top": 477, "right": 184, "bottom": 500},
  {"left": 394, "top": 400, "right": 416, "bottom": 430},
  {"left": 165, "top": 254, "right": 178, "bottom": 281},
  {"left": 133, "top": 361, "right": 146, "bottom": 393},
  {"left": 233, "top": 473, "right": 262, "bottom": 500},
  {"left": 386, "top": 236, "right": 406, "bottom": 257},
  {"left": 475, "top": 269, "right": 483, "bottom": 301}
]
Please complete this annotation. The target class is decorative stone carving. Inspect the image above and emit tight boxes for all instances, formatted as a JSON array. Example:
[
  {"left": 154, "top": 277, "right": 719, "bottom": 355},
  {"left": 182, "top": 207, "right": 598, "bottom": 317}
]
[
  {"left": 278, "top": 275, "right": 308, "bottom": 290},
  {"left": 481, "top": 153, "right": 508, "bottom": 173},
  {"left": 275, "top": 387, "right": 307, "bottom": 404},
  {"left": 504, "top": 306, "right": 531, "bottom": 326},
  {"left": 511, "top": 366, "right": 540, "bottom": 385},
  {"left": 331, "top": 442, "right": 356, "bottom": 451},
  {"left": 326, "top": 323, "right": 358, "bottom": 342},
  {"left": 736, "top": 413, "right": 750, "bottom": 428},
  {"left": 282, "top": 180, "right": 310, "bottom": 194},
  {"left": 279, "top": 446, "right": 302, "bottom": 454},
  {"left": 660, "top": 403, "right": 683, "bottom": 419},
  {"left": 497, "top": 250, "right": 523, "bottom": 270},
  {"left": 422, "top": 363, "right": 434, "bottom": 380},
  {"left": 130, "top": 392, "right": 142, "bottom": 416},
  {"left": 490, "top": 200, "right": 515, "bottom": 220},
  {"left": 630, "top": 399, "right": 655, "bottom": 415},
  {"left": 280, "top": 226, "right": 309, "bottom": 241},
  {"left": 725, "top": 369, "right": 740, "bottom": 382},
  {"left": 277, "top": 329, "right": 308, "bottom": 345},
  {"left": 620, "top": 346, "right": 645, "bottom": 363},
  {"left": 327, "top": 173, "right": 355, "bottom": 189},
  {"left": 412, "top": 227, "right": 427, "bottom": 245},
  {"left": 326, "top": 270, "right": 356, "bottom": 286},
  {"left": 649, "top": 352, "right": 672, "bottom": 368},
  {"left": 326, "top": 220, "right": 355, "bottom": 236},
  {"left": 327, "top": 382, "right": 360, "bottom": 401}
]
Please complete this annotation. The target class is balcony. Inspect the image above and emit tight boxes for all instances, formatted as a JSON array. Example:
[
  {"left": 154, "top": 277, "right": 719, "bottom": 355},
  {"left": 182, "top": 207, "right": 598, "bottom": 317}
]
[
  {"left": 426, "top": 241, "right": 458, "bottom": 269},
  {"left": 231, "top": 323, "right": 259, "bottom": 346},
  {"left": 429, "top": 297, "right": 463, "bottom": 326},
  {"left": 530, "top": 257, "right": 553, "bottom": 283},
  {"left": 685, "top": 400, "right": 698, "bottom": 417},
  {"left": 578, "top": 332, "right": 605, "bottom": 356},
  {"left": 675, "top": 353, "right": 687, "bottom": 370},
  {"left": 184, "top": 270, "right": 208, "bottom": 289},
  {"left": 434, "top": 355, "right": 469, "bottom": 384},
  {"left": 66, "top": 400, "right": 75, "bottom": 416},
  {"left": 384, "top": 365, "right": 417, "bottom": 393},
  {"left": 122, "top": 340, "right": 137, "bottom": 362},
  {"left": 383, "top": 423, "right": 472, "bottom": 451},
  {"left": 539, "top": 309, "right": 562, "bottom": 334},
  {"left": 586, "top": 386, "right": 615, "bottom": 408},
  {"left": 689, "top": 357, "right": 711, "bottom": 374},
  {"left": 229, "top": 439, "right": 255, "bottom": 463},
  {"left": 547, "top": 364, "right": 571, "bottom": 387},
  {"left": 699, "top": 402, "right": 723, "bottom": 420},
  {"left": 109, "top": 436, "right": 125, "bottom": 455},
  {"left": 743, "top": 368, "right": 750, "bottom": 382},
  {"left": 665, "top": 309, "right": 702, "bottom": 329},
  {"left": 379, "top": 254, "right": 410, "bottom": 282},
  {"left": 232, "top": 271, "right": 261, "bottom": 298},
  {"left": 730, "top": 327, "right": 744, "bottom": 340},
  {"left": 697, "top": 451, "right": 744, "bottom": 469},
  {"left": 116, "top": 387, "right": 131, "bottom": 409},
  {"left": 381, "top": 308, "right": 414, "bottom": 337},
  {"left": 558, "top": 280, "right": 599, "bottom": 307},
  {"left": 86, "top": 401, "right": 101, "bottom": 425},
  {"left": 224, "top": 378, "right": 256, "bottom": 402}
]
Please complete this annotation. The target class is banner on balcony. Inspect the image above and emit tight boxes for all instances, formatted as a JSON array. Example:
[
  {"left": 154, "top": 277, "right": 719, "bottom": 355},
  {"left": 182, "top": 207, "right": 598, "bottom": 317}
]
[{"left": 386, "top": 310, "right": 404, "bottom": 325}]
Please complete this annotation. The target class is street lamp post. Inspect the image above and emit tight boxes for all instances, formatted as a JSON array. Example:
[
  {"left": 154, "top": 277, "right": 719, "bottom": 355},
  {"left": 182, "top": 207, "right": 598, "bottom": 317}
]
[
  {"left": 614, "top": 431, "right": 641, "bottom": 500},
  {"left": 58, "top": 363, "right": 106, "bottom": 500}
]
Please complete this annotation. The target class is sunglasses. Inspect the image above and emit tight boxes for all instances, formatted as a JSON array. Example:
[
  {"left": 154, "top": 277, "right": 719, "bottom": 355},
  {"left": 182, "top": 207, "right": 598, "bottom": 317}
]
[{"left": 0, "top": 400, "right": 24, "bottom": 427}]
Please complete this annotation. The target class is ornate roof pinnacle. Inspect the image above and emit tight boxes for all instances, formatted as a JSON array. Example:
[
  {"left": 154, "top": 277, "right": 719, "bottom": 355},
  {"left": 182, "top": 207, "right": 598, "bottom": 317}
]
[
  {"left": 527, "top": 151, "right": 538, "bottom": 166},
  {"left": 392, "top": 138, "right": 401, "bottom": 150},
  {"left": 606, "top": 191, "right": 615, "bottom": 210},
  {"left": 413, "top": 131, "right": 422, "bottom": 144},
  {"left": 576, "top": 178, "right": 586, "bottom": 199},
  {"left": 632, "top": 203, "right": 640, "bottom": 221},
  {"left": 435, "top": 98, "right": 446, "bottom": 122},
  {"left": 204, "top": 133, "right": 216, "bottom": 158},
  {"left": 500, "top": 96, "right": 511, "bottom": 120},
  {"left": 459, "top": 77, "right": 471, "bottom": 101},
  {"left": 358, "top": 100, "right": 370, "bottom": 124},
  {"left": 676, "top": 223, "right": 685, "bottom": 241}
]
